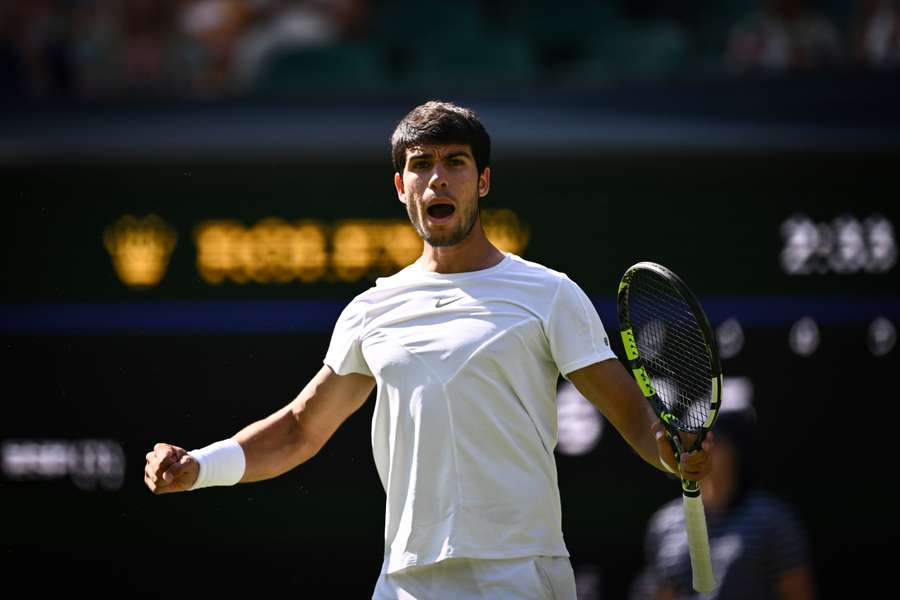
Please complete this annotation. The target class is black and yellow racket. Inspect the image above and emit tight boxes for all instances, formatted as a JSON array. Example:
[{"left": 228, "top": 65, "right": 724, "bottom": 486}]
[{"left": 617, "top": 261, "right": 723, "bottom": 593}]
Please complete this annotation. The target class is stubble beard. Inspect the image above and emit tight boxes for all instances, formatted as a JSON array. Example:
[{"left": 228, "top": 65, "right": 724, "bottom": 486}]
[{"left": 407, "top": 197, "right": 480, "bottom": 248}]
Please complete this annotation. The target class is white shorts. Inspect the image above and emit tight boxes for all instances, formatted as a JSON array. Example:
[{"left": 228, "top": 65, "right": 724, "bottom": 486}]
[{"left": 372, "top": 555, "right": 577, "bottom": 600}]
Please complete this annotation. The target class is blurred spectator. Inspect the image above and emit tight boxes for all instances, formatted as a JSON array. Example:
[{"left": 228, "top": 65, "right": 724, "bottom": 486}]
[
  {"left": 727, "top": 0, "right": 843, "bottom": 72},
  {"left": 69, "top": 1, "right": 123, "bottom": 98},
  {"left": 1, "top": 0, "right": 372, "bottom": 101},
  {"left": 120, "top": 0, "right": 181, "bottom": 96},
  {"left": 177, "top": 0, "right": 251, "bottom": 96},
  {"left": 2, "top": 0, "right": 891, "bottom": 102},
  {"left": 3, "top": 0, "right": 76, "bottom": 99},
  {"left": 231, "top": 0, "right": 371, "bottom": 92},
  {"left": 851, "top": 0, "right": 900, "bottom": 67},
  {"left": 628, "top": 406, "right": 816, "bottom": 600}
]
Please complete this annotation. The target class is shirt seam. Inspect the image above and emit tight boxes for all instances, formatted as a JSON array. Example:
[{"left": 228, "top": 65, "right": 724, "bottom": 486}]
[
  {"left": 571, "top": 276, "right": 605, "bottom": 359},
  {"left": 540, "top": 275, "right": 565, "bottom": 352}
]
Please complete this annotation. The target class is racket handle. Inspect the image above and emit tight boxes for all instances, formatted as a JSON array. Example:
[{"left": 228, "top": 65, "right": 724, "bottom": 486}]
[{"left": 682, "top": 492, "right": 717, "bottom": 593}]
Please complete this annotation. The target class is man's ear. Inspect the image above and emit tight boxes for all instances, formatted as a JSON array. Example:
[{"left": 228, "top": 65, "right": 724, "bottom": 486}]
[
  {"left": 478, "top": 166, "right": 491, "bottom": 198},
  {"left": 394, "top": 172, "right": 407, "bottom": 204}
]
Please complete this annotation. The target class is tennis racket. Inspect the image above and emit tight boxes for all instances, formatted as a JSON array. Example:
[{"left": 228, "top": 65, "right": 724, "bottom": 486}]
[{"left": 617, "top": 261, "right": 723, "bottom": 593}]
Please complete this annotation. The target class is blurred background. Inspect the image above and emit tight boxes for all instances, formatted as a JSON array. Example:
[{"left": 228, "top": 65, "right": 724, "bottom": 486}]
[{"left": 2, "top": 0, "right": 899, "bottom": 598}]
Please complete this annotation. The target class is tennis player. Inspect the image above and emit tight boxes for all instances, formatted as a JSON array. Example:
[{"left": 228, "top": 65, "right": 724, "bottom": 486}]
[{"left": 144, "top": 100, "right": 713, "bottom": 599}]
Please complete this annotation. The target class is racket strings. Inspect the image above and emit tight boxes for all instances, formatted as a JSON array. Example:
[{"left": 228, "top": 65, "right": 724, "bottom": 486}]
[
  {"left": 638, "top": 324, "right": 711, "bottom": 427},
  {"left": 628, "top": 272, "right": 713, "bottom": 430}
]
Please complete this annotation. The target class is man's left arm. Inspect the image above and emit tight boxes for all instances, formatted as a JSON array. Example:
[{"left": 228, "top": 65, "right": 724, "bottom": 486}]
[{"left": 567, "top": 359, "right": 712, "bottom": 481}]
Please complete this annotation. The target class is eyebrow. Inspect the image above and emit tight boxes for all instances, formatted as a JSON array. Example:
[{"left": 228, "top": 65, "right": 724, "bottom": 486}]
[
  {"left": 442, "top": 151, "right": 472, "bottom": 161},
  {"left": 407, "top": 150, "right": 472, "bottom": 161}
]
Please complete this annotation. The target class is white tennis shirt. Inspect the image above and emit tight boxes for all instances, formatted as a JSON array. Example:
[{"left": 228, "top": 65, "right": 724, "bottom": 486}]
[{"left": 324, "top": 253, "right": 616, "bottom": 573}]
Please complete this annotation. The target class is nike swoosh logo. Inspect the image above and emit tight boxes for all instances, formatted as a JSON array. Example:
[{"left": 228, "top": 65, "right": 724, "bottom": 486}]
[{"left": 435, "top": 296, "right": 465, "bottom": 308}]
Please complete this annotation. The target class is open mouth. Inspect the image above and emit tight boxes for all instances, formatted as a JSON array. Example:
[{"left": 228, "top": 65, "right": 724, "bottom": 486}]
[{"left": 427, "top": 204, "right": 456, "bottom": 219}]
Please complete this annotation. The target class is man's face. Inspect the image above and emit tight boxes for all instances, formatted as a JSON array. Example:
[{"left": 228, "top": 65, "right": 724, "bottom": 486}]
[{"left": 394, "top": 144, "right": 490, "bottom": 247}]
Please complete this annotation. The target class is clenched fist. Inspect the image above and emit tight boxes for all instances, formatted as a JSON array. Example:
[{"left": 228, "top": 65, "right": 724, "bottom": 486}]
[
  {"left": 144, "top": 443, "right": 199, "bottom": 494},
  {"left": 652, "top": 421, "right": 715, "bottom": 481}
]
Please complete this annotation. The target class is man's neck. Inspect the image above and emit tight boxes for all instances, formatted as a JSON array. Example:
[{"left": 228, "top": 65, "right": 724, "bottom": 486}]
[{"left": 418, "top": 228, "right": 505, "bottom": 274}]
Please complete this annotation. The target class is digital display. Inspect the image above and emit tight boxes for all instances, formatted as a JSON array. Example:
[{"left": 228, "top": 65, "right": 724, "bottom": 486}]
[
  {"left": 102, "top": 210, "right": 529, "bottom": 289},
  {"left": 780, "top": 213, "right": 896, "bottom": 275},
  {"left": 4, "top": 154, "right": 900, "bottom": 304}
]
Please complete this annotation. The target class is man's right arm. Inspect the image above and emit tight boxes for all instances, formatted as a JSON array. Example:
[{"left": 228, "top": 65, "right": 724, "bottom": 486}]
[
  {"left": 144, "top": 365, "right": 375, "bottom": 494},
  {"left": 237, "top": 365, "right": 375, "bottom": 482}
]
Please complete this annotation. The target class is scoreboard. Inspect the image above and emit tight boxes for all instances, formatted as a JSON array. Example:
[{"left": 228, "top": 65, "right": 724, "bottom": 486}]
[{"left": 4, "top": 153, "right": 899, "bottom": 301}]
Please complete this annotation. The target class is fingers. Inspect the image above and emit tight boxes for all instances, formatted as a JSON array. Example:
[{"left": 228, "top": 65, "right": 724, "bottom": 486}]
[
  {"left": 679, "top": 451, "right": 706, "bottom": 480},
  {"left": 679, "top": 433, "right": 715, "bottom": 481},
  {"left": 162, "top": 453, "right": 191, "bottom": 483},
  {"left": 652, "top": 422, "right": 715, "bottom": 481}
]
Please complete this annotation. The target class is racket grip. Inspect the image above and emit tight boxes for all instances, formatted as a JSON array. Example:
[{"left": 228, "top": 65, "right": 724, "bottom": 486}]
[{"left": 682, "top": 492, "right": 716, "bottom": 593}]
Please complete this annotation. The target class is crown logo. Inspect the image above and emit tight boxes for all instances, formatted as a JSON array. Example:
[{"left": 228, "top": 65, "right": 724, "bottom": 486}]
[{"left": 104, "top": 215, "right": 177, "bottom": 289}]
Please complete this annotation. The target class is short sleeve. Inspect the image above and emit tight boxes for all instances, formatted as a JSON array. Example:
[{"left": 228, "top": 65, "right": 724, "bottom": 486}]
[
  {"left": 546, "top": 275, "right": 617, "bottom": 377},
  {"left": 323, "top": 299, "right": 373, "bottom": 377}
]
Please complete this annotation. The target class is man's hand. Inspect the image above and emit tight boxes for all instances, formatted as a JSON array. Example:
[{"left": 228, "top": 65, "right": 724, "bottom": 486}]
[
  {"left": 652, "top": 421, "right": 714, "bottom": 481},
  {"left": 144, "top": 443, "right": 199, "bottom": 494}
]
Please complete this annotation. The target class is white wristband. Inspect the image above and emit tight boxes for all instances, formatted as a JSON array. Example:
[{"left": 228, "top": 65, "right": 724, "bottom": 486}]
[{"left": 188, "top": 439, "right": 246, "bottom": 490}]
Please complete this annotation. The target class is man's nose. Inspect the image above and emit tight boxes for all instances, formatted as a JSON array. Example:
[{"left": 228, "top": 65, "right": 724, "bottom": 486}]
[{"left": 429, "top": 165, "right": 448, "bottom": 189}]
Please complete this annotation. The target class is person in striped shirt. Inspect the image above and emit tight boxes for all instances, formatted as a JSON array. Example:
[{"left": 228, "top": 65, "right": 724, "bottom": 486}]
[{"left": 631, "top": 405, "right": 815, "bottom": 600}]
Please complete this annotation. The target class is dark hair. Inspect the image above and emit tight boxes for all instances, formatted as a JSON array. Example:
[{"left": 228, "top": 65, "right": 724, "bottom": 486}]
[{"left": 390, "top": 100, "right": 491, "bottom": 175}]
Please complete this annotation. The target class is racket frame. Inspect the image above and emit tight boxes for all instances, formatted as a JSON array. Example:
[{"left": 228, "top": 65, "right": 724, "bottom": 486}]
[
  {"left": 617, "top": 261, "right": 722, "bottom": 456},
  {"left": 616, "top": 261, "right": 724, "bottom": 593}
]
